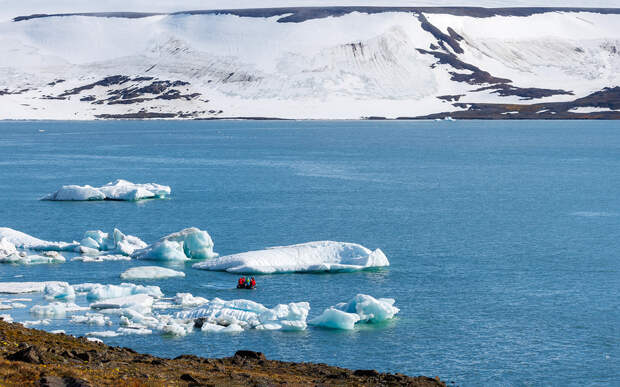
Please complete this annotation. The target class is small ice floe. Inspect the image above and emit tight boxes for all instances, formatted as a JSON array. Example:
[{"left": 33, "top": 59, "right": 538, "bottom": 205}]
[
  {"left": 173, "top": 293, "right": 208, "bottom": 308},
  {"left": 30, "top": 302, "right": 89, "bottom": 318},
  {"left": 0, "top": 228, "right": 77, "bottom": 252},
  {"left": 192, "top": 241, "right": 388, "bottom": 274},
  {"left": 133, "top": 227, "right": 217, "bottom": 261},
  {"left": 309, "top": 294, "right": 399, "bottom": 330},
  {"left": 0, "top": 281, "right": 70, "bottom": 294},
  {"left": 86, "top": 337, "right": 103, "bottom": 343},
  {"left": 22, "top": 319, "right": 51, "bottom": 327},
  {"left": 71, "top": 255, "right": 131, "bottom": 263},
  {"left": 175, "top": 298, "right": 310, "bottom": 332},
  {"left": 50, "top": 330, "right": 65, "bottom": 334},
  {"left": 42, "top": 179, "right": 171, "bottom": 201},
  {"left": 75, "top": 283, "right": 163, "bottom": 301},
  {"left": 0, "top": 314, "right": 13, "bottom": 323},
  {"left": 44, "top": 282, "right": 76, "bottom": 301},
  {"left": 77, "top": 229, "right": 147, "bottom": 256},
  {"left": 70, "top": 313, "right": 112, "bottom": 326},
  {"left": 90, "top": 294, "right": 155, "bottom": 314},
  {"left": 120, "top": 266, "right": 185, "bottom": 280},
  {"left": 86, "top": 330, "right": 119, "bottom": 338},
  {"left": 0, "top": 236, "right": 66, "bottom": 264}
]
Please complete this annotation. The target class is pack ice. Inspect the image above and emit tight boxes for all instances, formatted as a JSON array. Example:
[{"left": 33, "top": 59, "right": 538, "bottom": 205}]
[
  {"left": 175, "top": 298, "right": 310, "bottom": 331},
  {"left": 42, "top": 179, "right": 170, "bottom": 201},
  {"left": 133, "top": 228, "right": 217, "bottom": 261},
  {"left": 309, "top": 294, "right": 400, "bottom": 330},
  {"left": 192, "top": 241, "right": 388, "bottom": 273}
]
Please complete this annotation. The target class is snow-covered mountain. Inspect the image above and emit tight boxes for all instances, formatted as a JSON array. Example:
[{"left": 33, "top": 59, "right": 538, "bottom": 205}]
[{"left": 1, "top": 7, "right": 619, "bottom": 119}]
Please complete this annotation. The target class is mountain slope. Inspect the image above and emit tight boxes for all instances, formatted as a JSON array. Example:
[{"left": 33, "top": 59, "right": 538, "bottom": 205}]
[{"left": 0, "top": 7, "right": 619, "bottom": 119}]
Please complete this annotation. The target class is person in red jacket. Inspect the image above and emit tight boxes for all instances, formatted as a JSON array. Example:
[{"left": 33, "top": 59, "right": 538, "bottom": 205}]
[
  {"left": 237, "top": 277, "right": 245, "bottom": 288},
  {"left": 250, "top": 277, "right": 256, "bottom": 288}
]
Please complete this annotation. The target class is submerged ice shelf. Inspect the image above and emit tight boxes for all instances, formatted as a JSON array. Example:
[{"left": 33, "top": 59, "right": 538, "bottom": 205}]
[
  {"left": 193, "top": 241, "right": 389, "bottom": 273},
  {"left": 42, "top": 179, "right": 171, "bottom": 201}
]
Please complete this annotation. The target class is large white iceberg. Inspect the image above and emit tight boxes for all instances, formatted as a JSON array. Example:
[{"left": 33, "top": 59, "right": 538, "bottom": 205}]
[
  {"left": 42, "top": 179, "right": 171, "bottom": 201},
  {"left": 133, "top": 228, "right": 217, "bottom": 261},
  {"left": 175, "top": 298, "right": 310, "bottom": 331},
  {"left": 0, "top": 281, "right": 70, "bottom": 294},
  {"left": 309, "top": 294, "right": 399, "bottom": 330},
  {"left": 78, "top": 229, "right": 147, "bottom": 256},
  {"left": 192, "top": 241, "right": 388, "bottom": 273},
  {"left": 121, "top": 266, "right": 185, "bottom": 280},
  {"left": 0, "top": 228, "right": 77, "bottom": 252}
]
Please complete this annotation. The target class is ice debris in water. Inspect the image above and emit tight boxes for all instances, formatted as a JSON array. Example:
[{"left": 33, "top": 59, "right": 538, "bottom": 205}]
[
  {"left": 30, "top": 302, "right": 89, "bottom": 318},
  {"left": 0, "top": 314, "right": 13, "bottom": 323},
  {"left": 23, "top": 319, "right": 51, "bottom": 327},
  {"left": 133, "top": 227, "right": 217, "bottom": 261},
  {"left": 0, "top": 236, "right": 66, "bottom": 265},
  {"left": 0, "top": 228, "right": 77, "bottom": 252},
  {"left": 44, "top": 283, "right": 76, "bottom": 301},
  {"left": 175, "top": 298, "right": 310, "bottom": 332},
  {"left": 70, "top": 313, "right": 112, "bottom": 326},
  {"left": 193, "top": 241, "right": 388, "bottom": 273},
  {"left": 309, "top": 294, "right": 399, "bottom": 330},
  {"left": 90, "top": 294, "right": 155, "bottom": 314},
  {"left": 173, "top": 293, "right": 208, "bottom": 307},
  {"left": 75, "top": 283, "right": 163, "bottom": 301},
  {"left": 42, "top": 179, "right": 171, "bottom": 201},
  {"left": 120, "top": 266, "right": 185, "bottom": 280},
  {"left": 0, "top": 281, "right": 70, "bottom": 294},
  {"left": 77, "top": 229, "right": 146, "bottom": 256}
]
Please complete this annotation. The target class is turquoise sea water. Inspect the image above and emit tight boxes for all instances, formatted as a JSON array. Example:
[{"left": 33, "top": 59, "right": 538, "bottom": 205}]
[{"left": 0, "top": 120, "right": 618, "bottom": 385}]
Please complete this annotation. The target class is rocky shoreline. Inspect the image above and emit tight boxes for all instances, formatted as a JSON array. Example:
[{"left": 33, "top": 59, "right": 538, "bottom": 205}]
[{"left": 0, "top": 319, "right": 445, "bottom": 386}]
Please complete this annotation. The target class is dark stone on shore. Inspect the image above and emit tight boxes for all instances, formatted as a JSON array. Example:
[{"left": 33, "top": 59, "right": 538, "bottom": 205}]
[
  {"left": 8, "top": 346, "right": 44, "bottom": 364},
  {"left": 234, "top": 350, "right": 267, "bottom": 361}
]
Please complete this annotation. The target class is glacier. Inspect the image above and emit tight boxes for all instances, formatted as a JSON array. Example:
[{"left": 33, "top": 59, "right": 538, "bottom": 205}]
[
  {"left": 42, "top": 180, "right": 171, "bottom": 201},
  {"left": 309, "top": 294, "right": 400, "bottom": 330},
  {"left": 120, "top": 266, "right": 186, "bottom": 280},
  {"left": 0, "top": 7, "right": 618, "bottom": 120},
  {"left": 192, "top": 241, "right": 388, "bottom": 273}
]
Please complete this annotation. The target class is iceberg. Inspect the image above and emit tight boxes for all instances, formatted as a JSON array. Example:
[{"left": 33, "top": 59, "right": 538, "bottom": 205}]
[
  {"left": 0, "top": 281, "right": 70, "bottom": 294},
  {"left": 173, "top": 293, "right": 208, "bottom": 308},
  {"left": 77, "top": 283, "right": 163, "bottom": 300},
  {"left": 79, "top": 229, "right": 146, "bottom": 256},
  {"left": 44, "top": 283, "right": 76, "bottom": 301},
  {"left": 133, "top": 227, "right": 217, "bottom": 261},
  {"left": 30, "top": 302, "right": 89, "bottom": 317},
  {"left": 90, "top": 294, "right": 154, "bottom": 314},
  {"left": 86, "top": 330, "right": 119, "bottom": 338},
  {"left": 0, "top": 228, "right": 78, "bottom": 252},
  {"left": 309, "top": 294, "right": 399, "bottom": 330},
  {"left": 1, "top": 251, "right": 66, "bottom": 265},
  {"left": 121, "top": 266, "right": 185, "bottom": 280},
  {"left": 192, "top": 241, "right": 388, "bottom": 274},
  {"left": 71, "top": 254, "right": 131, "bottom": 263},
  {"left": 70, "top": 313, "right": 112, "bottom": 326},
  {"left": 175, "top": 298, "right": 309, "bottom": 331},
  {"left": 42, "top": 179, "right": 171, "bottom": 201}
]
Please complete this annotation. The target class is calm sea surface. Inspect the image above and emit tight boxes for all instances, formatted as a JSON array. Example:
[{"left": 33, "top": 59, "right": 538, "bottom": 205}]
[{"left": 0, "top": 120, "right": 618, "bottom": 385}]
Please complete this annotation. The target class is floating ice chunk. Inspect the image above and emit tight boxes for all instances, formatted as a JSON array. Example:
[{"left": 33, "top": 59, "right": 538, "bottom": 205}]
[
  {"left": 176, "top": 298, "right": 309, "bottom": 331},
  {"left": 23, "top": 319, "right": 51, "bottom": 327},
  {"left": 42, "top": 179, "right": 171, "bottom": 201},
  {"left": 193, "top": 241, "right": 388, "bottom": 274},
  {"left": 0, "top": 228, "right": 78, "bottom": 251},
  {"left": 78, "top": 229, "right": 146, "bottom": 256},
  {"left": 308, "top": 308, "right": 360, "bottom": 330},
  {"left": 71, "top": 254, "right": 132, "bottom": 262},
  {"left": 42, "top": 185, "right": 106, "bottom": 201},
  {"left": 221, "top": 323, "right": 244, "bottom": 333},
  {"left": 0, "top": 314, "right": 13, "bottom": 323},
  {"left": 133, "top": 228, "right": 217, "bottom": 261},
  {"left": 333, "top": 294, "right": 399, "bottom": 323},
  {"left": 98, "top": 180, "right": 171, "bottom": 201},
  {"left": 121, "top": 266, "right": 186, "bottom": 280},
  {"left": 81, "top": 283, "right": 163, "bottom": 300},
  {"left": 90, "top": 294, "right": 154, "bottom": 314},
  {"left": 10, "top": 303, "right": 27, "bottom": 309},
  {"left": 50, "top": 330, "right": 65, "bottom": 334},
  {"left": 44, "top": 283, "right": 76, "bottom": 301},
  {"left": 70, "top": 313, "right": 112, "bottom": 326},
  {"left": 173, "top": 293, "right": 208, "bottom": 308},
  {"left": 87, "top": 330, "right": 119, "bottom": 337},
  {"left": 30, "top": 302, "right": 89, "bottom": 317},
  {"left": 0, "top": 281, "right": 69, "bottom": 294},
  {"left": 117, "top": 327, "right": 153, "bottom": 335},
  {"left": 87, "top": 337, "right": 103, "bottom": 343},
  {"left": 0, "top": 304, "right": 11, "bottom": 310},
  {"left": 1, "top": 250, "right": 66, "bottom": 265},
  {"left": 309, "top": 294, "right": 399, "bottom": 330},
  {"left": 161, "top": 321, "right": 193, "bottom": 336},
  {"left": 0, "top": 238, "right": 18, "bottom": 259},
  {"left": 201, "top": 322, "right": 225, "bottom": 332}
]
